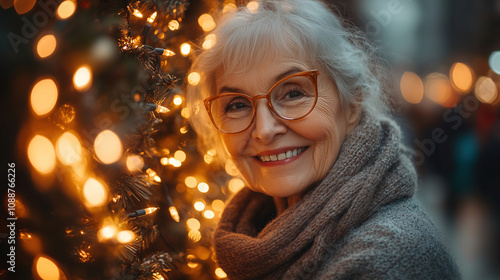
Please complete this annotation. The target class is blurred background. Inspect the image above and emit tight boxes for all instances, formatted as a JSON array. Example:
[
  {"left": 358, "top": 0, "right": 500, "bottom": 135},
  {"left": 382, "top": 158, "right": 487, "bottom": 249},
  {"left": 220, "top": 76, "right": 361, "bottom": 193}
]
[{"left": 1, "top": 0, "right": 499, "bottom": 279}]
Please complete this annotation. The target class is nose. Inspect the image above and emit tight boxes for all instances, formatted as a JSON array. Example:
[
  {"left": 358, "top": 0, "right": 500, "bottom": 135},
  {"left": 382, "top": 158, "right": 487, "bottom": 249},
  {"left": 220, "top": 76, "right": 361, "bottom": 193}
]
[{"left": 251, "top": 99, "right": 287, "bottom": 142}]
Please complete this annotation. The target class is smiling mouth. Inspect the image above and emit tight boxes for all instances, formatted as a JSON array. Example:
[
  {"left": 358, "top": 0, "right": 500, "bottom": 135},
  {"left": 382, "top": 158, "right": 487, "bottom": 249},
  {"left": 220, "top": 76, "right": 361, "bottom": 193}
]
[{"left": 256, "top": 147, "right": 307, "bottom": 162}]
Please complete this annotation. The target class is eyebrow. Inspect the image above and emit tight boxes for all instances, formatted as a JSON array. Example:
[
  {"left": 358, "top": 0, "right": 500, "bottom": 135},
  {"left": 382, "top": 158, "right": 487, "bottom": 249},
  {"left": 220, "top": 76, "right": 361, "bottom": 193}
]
[{"left": 218, "top": 67, "right": 304, "bottom": 95}]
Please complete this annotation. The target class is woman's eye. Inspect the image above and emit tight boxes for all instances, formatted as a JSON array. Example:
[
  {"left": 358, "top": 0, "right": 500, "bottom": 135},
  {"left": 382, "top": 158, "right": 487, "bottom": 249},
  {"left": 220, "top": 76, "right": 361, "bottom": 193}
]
[
  {"left": 226, "top": 101, "right": 250, "bottom": 112},
  {"left": 285, "top": 90, "right": 305, "bottom": 99}
]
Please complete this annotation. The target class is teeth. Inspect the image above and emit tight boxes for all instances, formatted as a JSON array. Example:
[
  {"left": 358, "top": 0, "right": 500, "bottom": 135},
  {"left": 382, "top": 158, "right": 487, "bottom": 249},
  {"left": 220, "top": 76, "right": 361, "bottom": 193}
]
[{"left": 258, "top": 148, "right": 305, "bottom": 162}]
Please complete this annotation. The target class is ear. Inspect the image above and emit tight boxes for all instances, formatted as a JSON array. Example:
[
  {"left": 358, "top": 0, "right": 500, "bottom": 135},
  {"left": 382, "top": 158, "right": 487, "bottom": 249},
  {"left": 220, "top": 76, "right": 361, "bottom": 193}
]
[{"left": 345, "top": 100, "right": 361, "bottom": 134}]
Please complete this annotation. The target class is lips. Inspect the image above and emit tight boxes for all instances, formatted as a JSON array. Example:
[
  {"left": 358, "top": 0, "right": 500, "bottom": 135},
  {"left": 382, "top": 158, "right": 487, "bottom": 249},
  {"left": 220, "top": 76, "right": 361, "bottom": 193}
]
[{"left": 256, "top": 147, "right": 307, "bottom": 162}]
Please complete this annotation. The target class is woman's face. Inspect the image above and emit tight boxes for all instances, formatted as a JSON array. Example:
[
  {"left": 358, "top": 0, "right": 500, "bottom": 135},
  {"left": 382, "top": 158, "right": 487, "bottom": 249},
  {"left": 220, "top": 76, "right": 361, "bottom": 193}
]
[{"left": 215, "top": 57, "right": 358, "bottom": 198}]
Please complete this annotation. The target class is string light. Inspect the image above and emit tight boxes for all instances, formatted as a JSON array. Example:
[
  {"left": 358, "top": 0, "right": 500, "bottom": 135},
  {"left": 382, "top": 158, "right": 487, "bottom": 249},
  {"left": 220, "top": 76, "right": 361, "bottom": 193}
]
[
  {"left": 99, "top": 225, "right": 117, "bottom": 240},
  {"left": 156, "top": 105, "right": 170, "bottom": 113},
  {"left": 145, "top": 168, "right": 161, "bottom": 182},
  {"left": 36, "top": 35, "right": 57, "bottom": 58},
  {"left": 154, "top": 48, "right": 175, "bottom": 56},
  {"left": 117, "top": 230, "right": 135, "bottom": 243},
  {"left": 169, "top": 206, "right": 180, "bottom": 222},
  {"left": 147, "top": 12, "right": 157, "bottom": 23},
  {"left": 127, "top": 207, "right": 159, "bottom": 218},
  {"left": 132, "top": 9, "right": 143, "bottom": 18},
  {"left": 173, "top": 95, "right": 183, "bottom": 105},
  {"left": 215, "top": 267, "right": 228, "bottom": 279}
]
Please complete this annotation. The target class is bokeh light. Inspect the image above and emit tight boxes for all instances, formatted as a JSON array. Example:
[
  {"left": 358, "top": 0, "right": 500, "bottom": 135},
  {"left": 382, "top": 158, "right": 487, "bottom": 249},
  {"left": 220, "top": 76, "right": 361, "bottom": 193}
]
[
  {"left": 202, "top": 34, "right": 216, "bottom": 50},
  {"left": 174, "top": 150, "right": 186, "bottom": 162},
  {"left": 34, "top": 256, "right": 61, "bottom": 280},
  {"left": 73, "top": 66, "right": 92, "bottom": 91},
  {"left": 223, "top": 3, "right": 237, "bottom": 13},
  {"left": 188, "top": 229, "right": 202, "bottom": 242},
  {"left": 450, "top": 62, "right": 474, "bottom": 93},
  {"left": 14, "top": 0, "right": 36, "bottom": 14},
  {"left": 203, "top": 210, "right": 215, "bottom": 219},
  {"left": 94, "top": 130, "right": 123, "bottom": 164},
  {"left": 57, "top": 0, "right": 76, "bottom": 19},
  {"left": 198, "top": 14, "right": 216, "bottom": 32},
  {"left": 187, "top": 72, "right": 201, "bottom": 85},
  {"left": 228, "top": 178, "right": 244, "bottom": 193},
  {"left": 169, "top": 206, "right": 180, "bottom": 222},
  {"left": 173, "top": 95, "right": 183, "bottom": 105},
  {"left": 424, "top": 72, "right": 459, "bottom": 108},
  {"left": 180, "top": 43, "right": 191, "bottom": 56},
  {"left": 36, "top": 35, "right": 57, "bottom": 58},
  {"left": 186, "top": 218, "right": 201, "bottom": 231},
  {"left": 83, "top": 177, "right": 108, "bottom": 207},
  {"left": 185, "top": 176, "right": 198, "bottom": 188},
  {"left": 225, "top": 160, "right": 240, "bottom": 176},
  {"left": 126, "top": 155, "right": 144, "bottom": 172},
  {"left": 28, "top": 135, "right": 56, "bottom": 174},
  {"left": 198, "top": 182, "right": 209, "bottom": 193},
  {"left": 215, "top": 267, "right": 227, "bottom": 279},
  {"left": 30, "top": 78, "right": 58, "bottom": 116},
  {"left": 168, "top": 20, "right": 180, "bottom": 31},
  {"left": 117, "top": 230, "right": 135, "bottom": 243},
  {"left": 400, "top": 71, "right": 424, "bottom": 104},
  {"left": 56, "top": 131, "right": 82, "bottom": 165},
  {"left": 194, "top": 200, "right": 206, "bottom": 211},
  {"left": 489, "top": 51, "right": 500, "bottom": 75},
  {"left": 212, "top": 199, "right": 225, "bottom": 212},
  {"left": 99, "top": 225, "right": 117, "bottom": 240},
  {"left": 247, "top": 1, "right": 259, "bottom": 12},
  {"left": 474, "top": 76, "right": 498, "bottom": 104}
]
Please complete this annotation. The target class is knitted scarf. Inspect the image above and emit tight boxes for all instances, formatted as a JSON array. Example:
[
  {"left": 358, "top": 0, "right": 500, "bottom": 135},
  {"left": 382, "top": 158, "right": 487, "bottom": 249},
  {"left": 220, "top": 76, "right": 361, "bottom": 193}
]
[{"left": 213, "top": 112, "right": 417, "bottom": 279}]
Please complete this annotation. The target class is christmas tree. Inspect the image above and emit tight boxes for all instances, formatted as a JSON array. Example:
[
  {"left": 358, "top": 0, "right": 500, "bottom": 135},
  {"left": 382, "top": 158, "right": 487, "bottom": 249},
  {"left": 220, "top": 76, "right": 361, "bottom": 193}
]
[{"left": 1, "top": 0, "right": 246, "bottom": 279}]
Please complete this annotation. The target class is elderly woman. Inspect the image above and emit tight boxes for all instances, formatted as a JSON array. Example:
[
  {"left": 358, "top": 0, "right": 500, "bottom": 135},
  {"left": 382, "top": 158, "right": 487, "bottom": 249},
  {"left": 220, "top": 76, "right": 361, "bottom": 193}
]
[{"left": 186, "top": 0, "right": 459, "bottom": 279}]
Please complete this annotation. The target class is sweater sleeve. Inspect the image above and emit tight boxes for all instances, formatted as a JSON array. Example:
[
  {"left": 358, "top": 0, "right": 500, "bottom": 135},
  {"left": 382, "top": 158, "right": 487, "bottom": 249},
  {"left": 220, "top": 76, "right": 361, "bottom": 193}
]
[{"left": 320, "top": 199, "right": 460, "bottom": 280}]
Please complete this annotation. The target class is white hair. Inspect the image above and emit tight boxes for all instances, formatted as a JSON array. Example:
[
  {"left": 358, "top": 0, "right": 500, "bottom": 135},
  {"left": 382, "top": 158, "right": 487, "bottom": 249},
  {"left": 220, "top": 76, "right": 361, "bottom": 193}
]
[{"left": 186, "top": 0, "right": 391, "bottom": 164}]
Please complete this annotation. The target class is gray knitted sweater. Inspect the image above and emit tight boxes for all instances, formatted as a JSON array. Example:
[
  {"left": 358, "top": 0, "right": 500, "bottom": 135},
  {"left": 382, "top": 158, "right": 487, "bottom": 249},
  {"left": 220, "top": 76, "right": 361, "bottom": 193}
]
[{"left": 214, "top": 113, "right": 460, "bottom": 279}]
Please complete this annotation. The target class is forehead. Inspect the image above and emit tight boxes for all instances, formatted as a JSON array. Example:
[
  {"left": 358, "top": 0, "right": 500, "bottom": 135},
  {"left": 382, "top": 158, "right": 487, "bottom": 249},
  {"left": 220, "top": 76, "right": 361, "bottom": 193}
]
[{"left": 215, "top": 56, "right": 312, "bottom": 93}]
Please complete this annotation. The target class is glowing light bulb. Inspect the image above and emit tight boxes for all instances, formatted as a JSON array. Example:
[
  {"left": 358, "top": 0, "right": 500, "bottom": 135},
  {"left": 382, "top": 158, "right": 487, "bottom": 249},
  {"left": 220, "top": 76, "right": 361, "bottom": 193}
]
[
  {"left": 117, "top": 230, "right": 135, "bottom": 243},
  {"left": 147, "top": 12, "right": 157, "bottom": 23},
  {"left": 99, "top": 225, "right": 117, "bottom": 239},
  {"left": 400, "top": 72, "right": 423, "bottom": 104},
  {"left": 56, "top": 131, "right": 82, "bottom": 165},
  {"left": 188, "top": 72, "right": 201, "bottom": 85},
  {"left": 36, "top": 34, "right": 56, "bottom": 58},
  {"left": 185, "top": 176, "right": 197, "bottom": 188},
  {"left": 188, "top": 229, "right": 202, "bottom": 242},
  {"left": 161, "top": 49, "right": 175, "bottom": 56},
  {"left": 169, "top": 206, "right": 180, "bottom": 222},
  {"left": 35, "top": 256, "right": 61, "bottom": 280},
  {"left": 180, "top": 43, "right": 191, "bottom": 56},
  {"left": 187, "top": 218, "right": 201, "bottom": 230},
  {"left": 57, "top": 0, "right": 76, "bottom": 19},
  {"left": 132, "top": 9, "right": 143, "bottom": 18},
  {"left": 28, "top": 135, "right": 56, "bottom": 174},
  {"left": 94, "top": 130, "right": 122, "bottom": 164},
  {"left": 198, "top": 13, "right": 216, "bottom": 32},
  {"left": 73, "top": 66, "right": 92, "bottom": 91},
  {"left": 215, "top": 267, "right": 227, "bottom": 279},
  {"left": 450, "top": 62, "right": 474, "bottom": 93},
  {"left": 31, "top": 78, "right": 58, "bottom": 116},
  {"left": 83, "top": 178, "right": 108, "bottom": 207},
  {"left": 156, "top": 105, "right": 170, "bottom": 113}
]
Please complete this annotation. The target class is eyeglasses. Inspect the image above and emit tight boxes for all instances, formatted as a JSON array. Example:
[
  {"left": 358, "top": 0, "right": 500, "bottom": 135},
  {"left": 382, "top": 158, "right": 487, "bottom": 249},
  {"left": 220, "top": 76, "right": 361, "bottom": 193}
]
[{"left": 204, "top": 69, "right": 319, "bottom": 134}]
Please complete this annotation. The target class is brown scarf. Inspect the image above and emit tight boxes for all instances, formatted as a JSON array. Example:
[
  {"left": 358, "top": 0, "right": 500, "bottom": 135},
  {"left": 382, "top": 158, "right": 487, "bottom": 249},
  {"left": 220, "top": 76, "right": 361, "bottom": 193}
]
[{"left": 214, "top": 112, "right": 417, "bottom": 279}]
